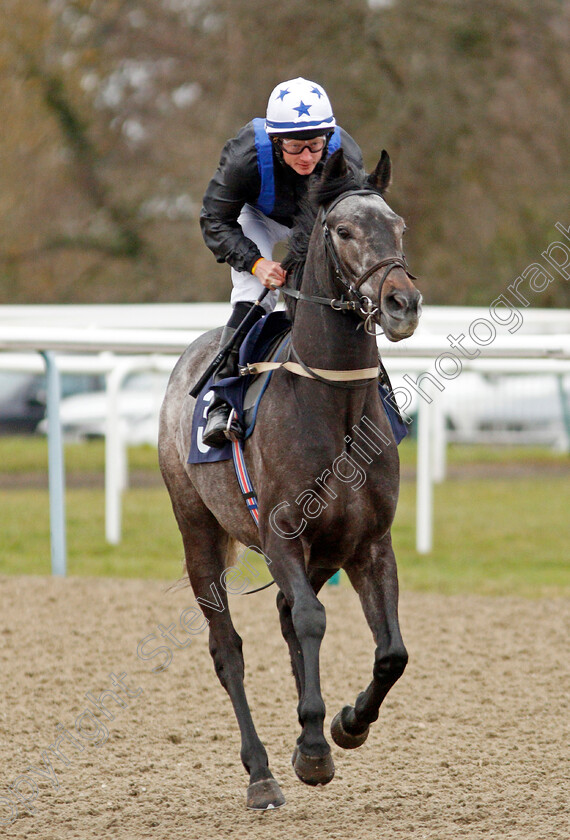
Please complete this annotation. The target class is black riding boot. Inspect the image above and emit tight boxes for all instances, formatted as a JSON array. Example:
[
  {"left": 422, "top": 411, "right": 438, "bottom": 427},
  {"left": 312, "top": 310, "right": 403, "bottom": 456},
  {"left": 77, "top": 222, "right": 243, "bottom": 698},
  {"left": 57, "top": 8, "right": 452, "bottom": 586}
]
[
  {"left": 202, "top": 326, "right": 240, "bottom": 447},
  {"left": 202, "top": 302, "right": 263, "bottom": 448}
]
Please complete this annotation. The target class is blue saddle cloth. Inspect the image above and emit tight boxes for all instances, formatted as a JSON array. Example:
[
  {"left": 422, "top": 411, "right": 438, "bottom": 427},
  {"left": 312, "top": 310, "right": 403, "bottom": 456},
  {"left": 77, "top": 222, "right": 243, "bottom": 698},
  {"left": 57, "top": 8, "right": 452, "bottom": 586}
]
[
  {"left": 188, "top": 312, "right": 291, "bottom": 464},
  {"left": 187, "top": 311, "right": 407, "bottom": 465}
]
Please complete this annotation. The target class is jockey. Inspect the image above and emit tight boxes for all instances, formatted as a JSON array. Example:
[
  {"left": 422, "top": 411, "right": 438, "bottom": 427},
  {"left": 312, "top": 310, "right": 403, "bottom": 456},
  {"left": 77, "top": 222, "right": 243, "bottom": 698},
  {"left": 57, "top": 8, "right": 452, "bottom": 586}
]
[{"left": 200, "top": 77, "right": 364, "bottom": 447}]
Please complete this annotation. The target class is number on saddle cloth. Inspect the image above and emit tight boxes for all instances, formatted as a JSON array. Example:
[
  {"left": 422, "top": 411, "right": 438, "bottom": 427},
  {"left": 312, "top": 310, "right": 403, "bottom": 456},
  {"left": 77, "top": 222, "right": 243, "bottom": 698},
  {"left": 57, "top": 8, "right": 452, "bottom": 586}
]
[
  {"left": 187, "top": 312, "right": 292, "bottom": 465},
  {"left": 187, "top": 310, "right": 407, "bottom": 466}
]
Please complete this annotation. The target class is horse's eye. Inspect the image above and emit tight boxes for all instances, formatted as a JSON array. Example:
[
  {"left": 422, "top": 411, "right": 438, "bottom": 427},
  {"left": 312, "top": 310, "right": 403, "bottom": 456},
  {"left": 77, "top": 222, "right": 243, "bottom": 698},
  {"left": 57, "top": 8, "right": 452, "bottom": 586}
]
[{"left": 336, "top": 226, "right": 351, "bottom": 240}]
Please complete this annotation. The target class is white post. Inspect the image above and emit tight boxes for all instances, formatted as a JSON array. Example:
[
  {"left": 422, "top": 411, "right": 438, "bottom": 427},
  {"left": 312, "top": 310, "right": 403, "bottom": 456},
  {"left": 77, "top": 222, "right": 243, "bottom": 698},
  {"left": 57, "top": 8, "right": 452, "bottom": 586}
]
[
  {"left": 104, "top": 356, "right": 169, "bottom": 543},
  {"left": 416, "top": 395, "right": 433, "bottom": 554},
  {"left": 105, "top": 360, "right": 126, "bottom": 545},
  {"left": 41, "top": 351, "right": 67, "bottom": 574}
]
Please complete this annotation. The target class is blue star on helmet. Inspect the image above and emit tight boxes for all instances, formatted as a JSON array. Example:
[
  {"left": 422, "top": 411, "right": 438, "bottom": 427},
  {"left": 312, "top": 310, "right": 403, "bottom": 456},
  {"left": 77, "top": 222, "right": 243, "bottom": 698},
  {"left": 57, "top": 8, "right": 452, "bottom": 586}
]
[
  {"left": 293, "top": 100, "right": 311, "bottom": 117},
  {"left": 311, "top": 87, "right": 323, "bottom": 99},
  {"left": 275, "top": 88, "right": 290, "bottom": 101}
]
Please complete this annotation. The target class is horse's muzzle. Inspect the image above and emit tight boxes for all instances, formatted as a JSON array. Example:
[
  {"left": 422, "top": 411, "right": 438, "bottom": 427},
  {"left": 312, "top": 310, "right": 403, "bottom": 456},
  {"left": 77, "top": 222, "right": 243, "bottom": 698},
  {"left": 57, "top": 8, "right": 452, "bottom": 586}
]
[{"left": 380, "top": 288, "right": 422, "bottom": 341}]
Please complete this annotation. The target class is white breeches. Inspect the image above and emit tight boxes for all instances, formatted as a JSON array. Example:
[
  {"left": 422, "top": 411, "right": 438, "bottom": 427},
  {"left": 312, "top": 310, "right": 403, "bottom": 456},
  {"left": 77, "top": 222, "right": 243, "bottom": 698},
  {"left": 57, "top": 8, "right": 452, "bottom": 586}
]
[{"left": 230, "top": 204, "right": 291, "bottom": 313}]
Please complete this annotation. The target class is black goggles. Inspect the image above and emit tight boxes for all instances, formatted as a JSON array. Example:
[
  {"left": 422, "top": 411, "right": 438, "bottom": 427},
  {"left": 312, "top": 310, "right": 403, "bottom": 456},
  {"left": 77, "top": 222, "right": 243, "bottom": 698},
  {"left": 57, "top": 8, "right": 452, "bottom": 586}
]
[{"left": 279, "top": 136, "right": 327, "bottom": 155}]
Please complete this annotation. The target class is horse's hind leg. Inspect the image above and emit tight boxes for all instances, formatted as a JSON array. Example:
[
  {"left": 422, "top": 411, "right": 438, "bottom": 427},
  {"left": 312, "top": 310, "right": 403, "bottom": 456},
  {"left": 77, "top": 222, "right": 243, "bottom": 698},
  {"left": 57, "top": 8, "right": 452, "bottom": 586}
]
[
  {"left": 167, "top": 482, "right": 285, "bottom": 809},
  {"left": 331, "top": 533, "right": 408, "bottom": 749}
]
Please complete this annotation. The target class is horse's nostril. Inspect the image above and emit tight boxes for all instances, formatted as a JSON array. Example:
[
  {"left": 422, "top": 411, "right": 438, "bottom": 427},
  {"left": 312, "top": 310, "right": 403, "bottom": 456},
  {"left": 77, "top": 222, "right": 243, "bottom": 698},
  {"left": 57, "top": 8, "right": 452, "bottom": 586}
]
[{"left": 388, "top": 292, "right": 407, "bottom": 311}]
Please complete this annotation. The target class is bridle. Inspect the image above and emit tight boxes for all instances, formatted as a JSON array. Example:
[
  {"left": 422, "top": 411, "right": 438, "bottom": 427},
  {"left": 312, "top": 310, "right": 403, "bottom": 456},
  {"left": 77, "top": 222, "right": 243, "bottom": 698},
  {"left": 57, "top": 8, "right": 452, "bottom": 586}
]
[
  {"left": 281, "top": 189, "right": 416, "bottom": 335},
  {"left": 244, "top": 188, "right": 418, "bottom": 390}
]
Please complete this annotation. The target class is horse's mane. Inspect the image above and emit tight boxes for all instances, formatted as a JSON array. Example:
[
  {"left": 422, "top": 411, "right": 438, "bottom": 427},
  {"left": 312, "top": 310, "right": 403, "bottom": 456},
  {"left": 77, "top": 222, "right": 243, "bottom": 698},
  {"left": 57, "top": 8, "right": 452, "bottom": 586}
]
[{"left": 281, "top": 160, "right": 379, "bottom": 320}]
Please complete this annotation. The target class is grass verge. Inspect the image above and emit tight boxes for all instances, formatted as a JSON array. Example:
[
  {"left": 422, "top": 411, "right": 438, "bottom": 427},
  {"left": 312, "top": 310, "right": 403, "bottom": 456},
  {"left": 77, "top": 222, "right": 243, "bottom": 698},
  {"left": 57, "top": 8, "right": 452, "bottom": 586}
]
[{"left": 0, "top": 437, "right": 568, "bottom": 597}]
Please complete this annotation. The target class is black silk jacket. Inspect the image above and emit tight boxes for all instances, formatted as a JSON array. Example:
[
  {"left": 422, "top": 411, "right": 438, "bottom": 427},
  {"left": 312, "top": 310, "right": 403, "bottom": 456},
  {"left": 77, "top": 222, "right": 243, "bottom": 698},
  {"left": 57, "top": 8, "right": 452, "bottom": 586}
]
[{"left": 200, "top": 121, "right": 364, "bottom": 274}]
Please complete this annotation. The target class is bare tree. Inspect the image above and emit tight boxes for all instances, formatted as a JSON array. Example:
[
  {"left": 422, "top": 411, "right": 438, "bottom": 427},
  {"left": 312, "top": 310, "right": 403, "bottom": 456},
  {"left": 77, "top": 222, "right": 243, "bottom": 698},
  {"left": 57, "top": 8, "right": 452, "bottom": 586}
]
[{"left": 0, "top": 0, "right": 568, "bottom": 306}]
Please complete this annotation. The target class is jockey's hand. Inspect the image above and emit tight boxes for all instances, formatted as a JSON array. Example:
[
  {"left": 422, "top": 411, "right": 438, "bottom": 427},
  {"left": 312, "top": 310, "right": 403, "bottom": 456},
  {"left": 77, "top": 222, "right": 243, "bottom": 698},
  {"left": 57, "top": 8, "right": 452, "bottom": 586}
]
[{"left": 253, "top": 258, "right": 286, "bottom": 289}]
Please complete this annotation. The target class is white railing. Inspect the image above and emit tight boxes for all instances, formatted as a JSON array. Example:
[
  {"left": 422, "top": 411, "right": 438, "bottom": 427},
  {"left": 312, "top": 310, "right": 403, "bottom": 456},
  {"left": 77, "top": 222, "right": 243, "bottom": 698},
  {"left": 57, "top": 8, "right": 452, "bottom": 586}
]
[{"left": 1, "top": 305, "right": 569, "bottom": 573}]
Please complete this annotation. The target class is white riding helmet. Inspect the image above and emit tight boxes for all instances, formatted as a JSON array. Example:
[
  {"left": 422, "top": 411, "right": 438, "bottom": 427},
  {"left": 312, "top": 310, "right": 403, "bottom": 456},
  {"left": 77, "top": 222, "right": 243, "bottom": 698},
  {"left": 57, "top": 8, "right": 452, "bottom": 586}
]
[{"left": 265, "top": 77, "right": 336, "bottom": 136}]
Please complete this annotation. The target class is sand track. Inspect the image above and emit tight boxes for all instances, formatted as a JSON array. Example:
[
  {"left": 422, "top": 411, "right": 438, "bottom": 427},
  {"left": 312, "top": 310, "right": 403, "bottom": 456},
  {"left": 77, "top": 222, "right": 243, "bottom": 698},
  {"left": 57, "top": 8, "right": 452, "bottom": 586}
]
[{"left": 0, "top": 576, "right": 567, "bottom": 839}]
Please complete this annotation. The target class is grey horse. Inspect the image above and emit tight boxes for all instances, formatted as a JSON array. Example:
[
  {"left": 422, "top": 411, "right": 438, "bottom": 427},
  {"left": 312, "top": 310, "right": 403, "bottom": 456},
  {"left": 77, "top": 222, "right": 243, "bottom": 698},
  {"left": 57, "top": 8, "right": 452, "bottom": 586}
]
[{"left": 158, "top": 148, "right": 421, "bottom": 810}]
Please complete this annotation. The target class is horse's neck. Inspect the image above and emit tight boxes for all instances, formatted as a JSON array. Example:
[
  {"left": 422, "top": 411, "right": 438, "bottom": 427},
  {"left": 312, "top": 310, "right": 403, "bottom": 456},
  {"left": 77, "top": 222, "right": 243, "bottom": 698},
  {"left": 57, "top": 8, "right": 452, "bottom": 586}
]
[
  {"left": 291, "top": 256, "right": 377, "bottom": 372},
  {"left": 282, "top": 245, "right": 384, "bottom": 441}
]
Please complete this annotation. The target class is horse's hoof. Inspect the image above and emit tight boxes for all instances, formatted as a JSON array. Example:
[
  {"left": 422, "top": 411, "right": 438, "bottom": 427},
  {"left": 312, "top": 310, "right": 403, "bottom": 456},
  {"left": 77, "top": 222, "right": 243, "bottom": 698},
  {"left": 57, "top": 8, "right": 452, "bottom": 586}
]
[
  {"left": 330, "top": 706, "right": 370, "bottom": 749},
  {"left": 292, "top": 745, "right": 335, "bottom": 786},
  {"left": 246, "top": 778, "right": 286, "bottom": 810}
]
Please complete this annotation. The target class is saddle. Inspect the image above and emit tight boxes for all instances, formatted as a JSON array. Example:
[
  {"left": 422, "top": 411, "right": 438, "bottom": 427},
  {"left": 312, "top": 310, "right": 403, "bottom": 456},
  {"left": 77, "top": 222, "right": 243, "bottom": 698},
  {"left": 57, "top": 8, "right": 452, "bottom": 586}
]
[
  {"left": 187, "top": 311, "right": 407, "bottom": 466},
  {"left": 188, "top": 312, "right": 291, "bottom": 464}
]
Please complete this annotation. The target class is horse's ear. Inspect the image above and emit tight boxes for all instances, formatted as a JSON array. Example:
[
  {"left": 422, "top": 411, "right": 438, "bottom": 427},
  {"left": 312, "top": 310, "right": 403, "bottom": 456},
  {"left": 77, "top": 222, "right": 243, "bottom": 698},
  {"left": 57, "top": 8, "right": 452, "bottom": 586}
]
[
  {"left": 367, "top": 149, "right": 391, "bottom": 194},
  {"left": 322, "top": 147, "right": 348, "bottom": 182}
]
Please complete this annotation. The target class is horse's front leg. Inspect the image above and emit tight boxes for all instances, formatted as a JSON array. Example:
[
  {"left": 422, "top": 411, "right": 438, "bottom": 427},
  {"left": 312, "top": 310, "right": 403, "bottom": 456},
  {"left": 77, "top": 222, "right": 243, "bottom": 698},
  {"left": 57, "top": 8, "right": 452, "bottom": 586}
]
[
  {"left": 331, "top": 532, "right": 408, "bottom": 749},
  {"left": 276, "top": 566, "right": 338, "bottom": 708},
  {"left": 265, "top": 535, "right": 335, "bottom": 786}
]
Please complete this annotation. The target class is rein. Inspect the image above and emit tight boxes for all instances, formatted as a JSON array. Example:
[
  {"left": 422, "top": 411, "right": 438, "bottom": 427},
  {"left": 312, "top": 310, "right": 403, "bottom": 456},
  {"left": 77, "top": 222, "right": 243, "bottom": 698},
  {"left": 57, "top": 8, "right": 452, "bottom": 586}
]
[{"left": 255, "top": 188, "right": 415, "bottom": 387}]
